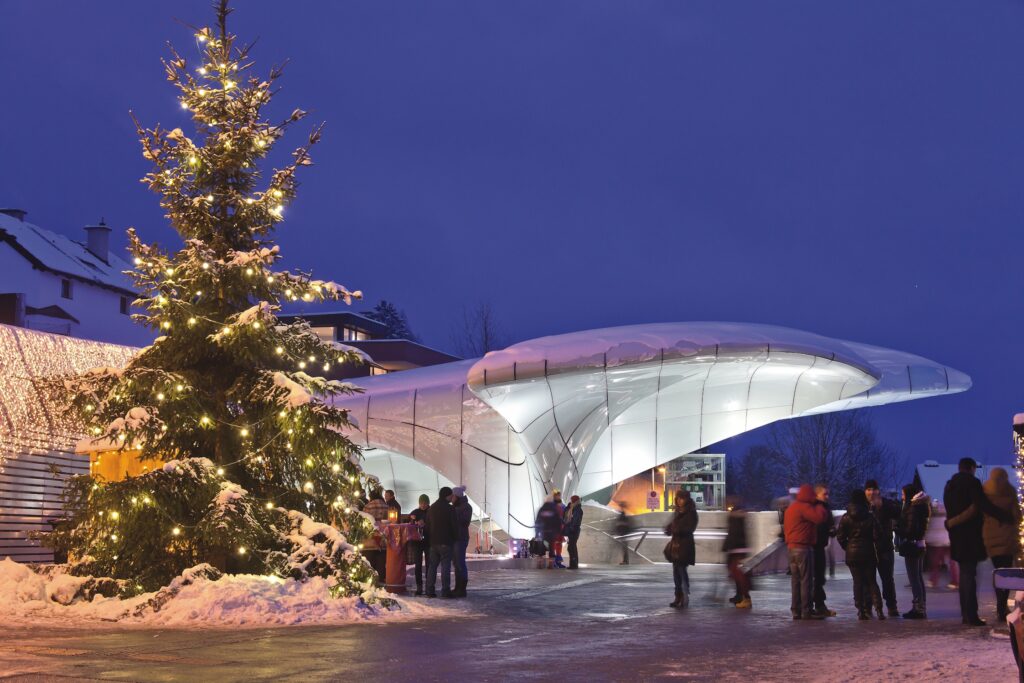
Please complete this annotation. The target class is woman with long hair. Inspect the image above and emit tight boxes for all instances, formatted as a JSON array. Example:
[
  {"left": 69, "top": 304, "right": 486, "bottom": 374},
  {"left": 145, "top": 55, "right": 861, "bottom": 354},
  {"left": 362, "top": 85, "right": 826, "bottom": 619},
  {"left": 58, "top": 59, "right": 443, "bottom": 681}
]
[
  {"left": 665, "top": 490, "right": 698, "bottom": 608},
  {"left": 983, "top": 467, "right": 1021, "bottom": 623}
]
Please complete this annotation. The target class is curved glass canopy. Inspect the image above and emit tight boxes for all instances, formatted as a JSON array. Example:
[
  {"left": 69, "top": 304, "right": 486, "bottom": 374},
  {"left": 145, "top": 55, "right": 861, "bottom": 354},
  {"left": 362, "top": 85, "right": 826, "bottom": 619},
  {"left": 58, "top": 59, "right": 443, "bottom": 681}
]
[{"left": 333, "top": 322, "right": 970, "bottom": 537}]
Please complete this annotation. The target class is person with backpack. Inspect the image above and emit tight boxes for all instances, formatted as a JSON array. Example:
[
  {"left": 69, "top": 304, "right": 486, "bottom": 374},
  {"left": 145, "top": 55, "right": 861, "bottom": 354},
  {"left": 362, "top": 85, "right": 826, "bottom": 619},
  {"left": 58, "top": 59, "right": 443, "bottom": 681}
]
[
  {"left": 897, "top": 483, "right": 931, "bottom": 619},
  {"left": 536, "top": 495, "right": 562, "bottom": 569},
  {"left": 563, "top": 495, "right": 584, "bottom": 569},
  {"left": 837, "top": 489, "right": 882, "bottom": 620},
  {"left": 665, "top": 490, "right": 698, "bottom": 608}
]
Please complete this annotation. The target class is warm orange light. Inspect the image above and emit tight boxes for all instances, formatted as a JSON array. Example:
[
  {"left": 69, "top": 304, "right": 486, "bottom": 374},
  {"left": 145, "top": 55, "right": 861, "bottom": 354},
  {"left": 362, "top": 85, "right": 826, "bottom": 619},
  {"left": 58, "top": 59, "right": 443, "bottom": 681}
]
[{"left": 387, "top": 507, "right": 399, "bottom": 523}]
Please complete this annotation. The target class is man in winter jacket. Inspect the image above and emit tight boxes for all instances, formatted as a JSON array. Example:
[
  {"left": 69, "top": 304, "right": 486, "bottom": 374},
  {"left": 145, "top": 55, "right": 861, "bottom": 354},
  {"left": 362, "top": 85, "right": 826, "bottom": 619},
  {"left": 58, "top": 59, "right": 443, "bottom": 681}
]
[
  {"left": 812, "top": 484, "right": 836, "bottom": 617},
  {"left": 783, "top": 484, "right": 829, "bottom": 620},
  {"left": 451, "top": 486, "right": 473, "bottom": 597},
  {"left": 563, "top": 495, "right": 584, "bottom": 569},
  {"left": 425, "top": 487, "right": 457, "bottom": 598},
  {"left": 865, "top": 479, "right": 901, "bottom": 617},
  {"left": 945, "top": 458, "right": 1010, "bottom": 625}
]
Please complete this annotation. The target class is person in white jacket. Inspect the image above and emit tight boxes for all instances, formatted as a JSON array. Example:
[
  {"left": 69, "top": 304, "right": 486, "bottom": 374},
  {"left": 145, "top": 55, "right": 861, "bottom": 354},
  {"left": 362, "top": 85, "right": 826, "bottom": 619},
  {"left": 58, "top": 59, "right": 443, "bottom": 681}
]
[{"left": 925, "top": 499, "right": 958, "bottom": 589}]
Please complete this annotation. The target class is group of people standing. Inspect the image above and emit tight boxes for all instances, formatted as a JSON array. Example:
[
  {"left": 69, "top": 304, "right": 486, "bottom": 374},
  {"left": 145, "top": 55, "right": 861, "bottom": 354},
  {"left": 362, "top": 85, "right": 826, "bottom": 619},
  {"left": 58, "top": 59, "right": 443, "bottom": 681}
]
[
  {"left": 362, "top": 485, "right": 474, "bottom": 599},
  {"left": 535, "top": 491, "right": 584, "bottom": 569},
  {"left": 782, "top": 458, "right": 1020, "bottom": 625}
]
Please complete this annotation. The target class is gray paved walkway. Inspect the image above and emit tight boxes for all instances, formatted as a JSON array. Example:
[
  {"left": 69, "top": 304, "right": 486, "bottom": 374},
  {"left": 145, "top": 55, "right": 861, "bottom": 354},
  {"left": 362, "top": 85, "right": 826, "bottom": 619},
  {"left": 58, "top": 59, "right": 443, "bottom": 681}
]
[{"left": 0, "top": 562, "right": 1015, "bottom": 682}]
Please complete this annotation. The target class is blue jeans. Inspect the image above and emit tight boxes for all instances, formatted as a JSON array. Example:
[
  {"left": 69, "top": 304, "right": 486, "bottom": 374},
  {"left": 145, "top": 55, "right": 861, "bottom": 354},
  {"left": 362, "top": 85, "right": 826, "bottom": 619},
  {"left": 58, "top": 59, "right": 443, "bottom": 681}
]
[
  {"left": 426, "top": 544, "right": 452, "bottom": 595},
  {"left": 672, "top": 562, "right": 690, "bottom": 593},
  {"left": 904, "top": 547, "right": 926, "bottom": 610},
  {"left": 454, "top": 539, "right": 469, "bottom": 581}
]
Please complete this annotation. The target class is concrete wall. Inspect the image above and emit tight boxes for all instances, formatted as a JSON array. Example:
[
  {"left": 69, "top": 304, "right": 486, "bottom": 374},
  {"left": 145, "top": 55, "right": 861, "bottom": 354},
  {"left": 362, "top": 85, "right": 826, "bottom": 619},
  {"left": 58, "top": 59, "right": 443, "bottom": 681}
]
[{"left": 575, "top": 504, "right": 783, "bottom": 565}]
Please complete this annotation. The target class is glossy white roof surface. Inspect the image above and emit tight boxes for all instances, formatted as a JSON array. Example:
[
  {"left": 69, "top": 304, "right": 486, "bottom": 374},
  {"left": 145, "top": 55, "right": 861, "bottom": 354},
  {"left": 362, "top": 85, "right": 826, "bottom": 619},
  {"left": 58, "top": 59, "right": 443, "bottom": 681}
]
[{"left": 337, "top": 322, "right": 969, "bottom": 536}]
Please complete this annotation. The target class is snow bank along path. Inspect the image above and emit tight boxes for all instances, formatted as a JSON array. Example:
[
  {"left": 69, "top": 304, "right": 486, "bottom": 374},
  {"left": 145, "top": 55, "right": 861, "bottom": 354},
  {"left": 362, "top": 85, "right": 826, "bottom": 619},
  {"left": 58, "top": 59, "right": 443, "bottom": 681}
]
[{"left": 0, "top": 559, "right": 455, "bottom": 628}]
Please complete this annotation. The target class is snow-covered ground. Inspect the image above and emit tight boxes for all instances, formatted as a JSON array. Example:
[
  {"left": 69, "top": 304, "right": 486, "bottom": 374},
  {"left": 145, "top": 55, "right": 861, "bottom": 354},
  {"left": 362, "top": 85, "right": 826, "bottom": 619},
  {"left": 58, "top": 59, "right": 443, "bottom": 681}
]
[{"left": 0, "top": 558, "right": 455, "bottom": 628}]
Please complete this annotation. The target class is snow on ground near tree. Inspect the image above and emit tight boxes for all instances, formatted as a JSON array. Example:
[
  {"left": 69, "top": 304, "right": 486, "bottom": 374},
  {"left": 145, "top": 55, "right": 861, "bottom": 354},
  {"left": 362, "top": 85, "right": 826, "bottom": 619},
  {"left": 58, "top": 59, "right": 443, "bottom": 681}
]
[{"left": 0, "top": 559, "right": 456, "bottom": 628}]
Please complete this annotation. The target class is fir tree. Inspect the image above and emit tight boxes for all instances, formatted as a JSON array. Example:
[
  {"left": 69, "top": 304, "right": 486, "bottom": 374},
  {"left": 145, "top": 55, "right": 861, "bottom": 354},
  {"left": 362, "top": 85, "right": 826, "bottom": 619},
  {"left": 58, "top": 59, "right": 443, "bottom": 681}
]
[
  {"left": 44, "top": 2, "right": 379, "bottom": 595},
  {"left": 364, "top": 300, "right": 419, "bottom": 341}
]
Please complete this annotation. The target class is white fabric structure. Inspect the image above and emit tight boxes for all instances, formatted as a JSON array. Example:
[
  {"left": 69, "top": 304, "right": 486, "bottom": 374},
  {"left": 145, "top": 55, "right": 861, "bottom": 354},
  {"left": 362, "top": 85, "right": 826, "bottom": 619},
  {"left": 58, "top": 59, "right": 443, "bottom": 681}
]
[{"left": 334, "top": 322, "right": 970, "bottom": 538}]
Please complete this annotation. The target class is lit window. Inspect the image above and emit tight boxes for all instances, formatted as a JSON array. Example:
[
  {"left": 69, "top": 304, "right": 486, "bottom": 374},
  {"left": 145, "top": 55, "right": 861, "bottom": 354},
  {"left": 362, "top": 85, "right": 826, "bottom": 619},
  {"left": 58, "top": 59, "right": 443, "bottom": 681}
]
[
  {"left": 119, "top": 296, "right": 129, "bottom": 315},
  {"left": 370, "top": 366, "right": 388, "bottom": 376},
  {"left": 311, "top": 326, "right": 336, "bottom": 343},
  {"left": 60, "top": 278, "right": 73, "bottom": 300}
]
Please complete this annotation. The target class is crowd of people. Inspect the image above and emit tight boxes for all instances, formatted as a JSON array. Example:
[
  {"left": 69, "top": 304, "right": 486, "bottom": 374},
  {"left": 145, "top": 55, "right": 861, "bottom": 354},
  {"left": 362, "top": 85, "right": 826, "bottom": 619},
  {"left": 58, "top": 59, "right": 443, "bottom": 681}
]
[
  {"left": 657, "top": 456, "right": 1020, "bottom": 627},
  {"left": 360, "top": 456, "right": 1018, "bottom": 622},
  {"left": 775, "top": 457, "right": 1019, "bottom": 625},
  {"left": 534, "top": 490, "right": 584, "bottom": 569},
  {"left": 359, "top": 485, "right": 473, "bottom": 599}
]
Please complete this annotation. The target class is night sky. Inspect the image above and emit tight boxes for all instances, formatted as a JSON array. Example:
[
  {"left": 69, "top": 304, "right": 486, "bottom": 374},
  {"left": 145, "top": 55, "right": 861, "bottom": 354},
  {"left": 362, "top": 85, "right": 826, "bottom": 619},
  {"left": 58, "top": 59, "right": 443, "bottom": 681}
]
[{"left": 1, "top": 1, "right": 1021, "bottom": 473}]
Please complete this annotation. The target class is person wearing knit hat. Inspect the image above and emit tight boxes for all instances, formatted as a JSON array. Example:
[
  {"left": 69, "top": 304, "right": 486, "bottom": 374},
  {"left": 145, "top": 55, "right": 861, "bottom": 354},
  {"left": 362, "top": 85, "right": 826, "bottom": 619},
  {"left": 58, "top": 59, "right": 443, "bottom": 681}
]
[
  {"left": 408, "top": 493, "right": 431, "bottom": 595},
  {"left": 563, "top": 495, "right": 584, "bottom": 569},
  {"left": 451, "top": 486, "right": 473, "bottom": 597}
]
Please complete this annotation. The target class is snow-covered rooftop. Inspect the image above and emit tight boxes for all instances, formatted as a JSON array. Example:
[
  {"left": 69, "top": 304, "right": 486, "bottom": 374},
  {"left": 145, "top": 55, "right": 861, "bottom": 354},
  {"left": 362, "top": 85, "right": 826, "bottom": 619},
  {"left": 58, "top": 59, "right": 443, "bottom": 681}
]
[{"left": 0, "top": 213, "right": 134, "bottom": 294}]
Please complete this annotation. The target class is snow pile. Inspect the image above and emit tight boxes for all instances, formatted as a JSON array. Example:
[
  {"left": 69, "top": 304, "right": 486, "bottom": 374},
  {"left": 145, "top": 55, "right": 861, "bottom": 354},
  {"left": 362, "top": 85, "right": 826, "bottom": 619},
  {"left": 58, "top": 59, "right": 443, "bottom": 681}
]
[
  {"left": 0, "top": 558, "right": 453, "bottom": 628},
  {"left": 272, "top": 371, "right": 312, "bottom": 407}
]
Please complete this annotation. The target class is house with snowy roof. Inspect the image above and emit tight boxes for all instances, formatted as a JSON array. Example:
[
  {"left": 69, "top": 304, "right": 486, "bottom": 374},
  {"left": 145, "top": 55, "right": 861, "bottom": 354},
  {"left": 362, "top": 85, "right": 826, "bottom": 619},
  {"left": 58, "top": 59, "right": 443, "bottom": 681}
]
[{"left": 0, "top": 208, "right": 152, "bottom": 345}]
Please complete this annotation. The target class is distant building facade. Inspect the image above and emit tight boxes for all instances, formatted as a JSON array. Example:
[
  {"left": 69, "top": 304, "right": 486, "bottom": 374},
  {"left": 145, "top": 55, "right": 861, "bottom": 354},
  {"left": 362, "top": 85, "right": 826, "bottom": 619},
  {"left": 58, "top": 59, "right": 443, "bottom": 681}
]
[
  {"left": 0, "top": 209, "right": 151, "bottom": 345},
  {"left": 278, "top": 310, "right": 460, "bottom": 378}
]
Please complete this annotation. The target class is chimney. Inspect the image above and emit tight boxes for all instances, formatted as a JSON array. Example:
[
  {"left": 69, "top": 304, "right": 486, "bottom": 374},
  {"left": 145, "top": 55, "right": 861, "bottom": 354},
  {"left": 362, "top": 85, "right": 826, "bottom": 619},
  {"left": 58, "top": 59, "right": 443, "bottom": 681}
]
[
  {"left": 84, "top": 219, "right": 111, "bottom": 264},
  {"left": 0, "top": 208, "right": 27, "bottom": 222}
]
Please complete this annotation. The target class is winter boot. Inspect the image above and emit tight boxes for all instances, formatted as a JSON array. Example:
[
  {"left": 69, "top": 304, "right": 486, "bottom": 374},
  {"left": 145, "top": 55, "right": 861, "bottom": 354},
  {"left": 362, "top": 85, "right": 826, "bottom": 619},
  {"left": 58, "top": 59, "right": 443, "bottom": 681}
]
[
  {"left": 888, "top": 606, "right": 900, "bottom": 618},
  {"left": 670, "top": 591, "right": 684, "bottom": 608},
  {"left": 875, "top": 605, "right": 886, "bottom": 620},
  {"left": 735, "top": 596, "right": 752, "bottom": 609},
  {"left": 454, "top": 577, "right": 467, "bottom": 598},
  {"left": 857, "top": 610, "right": 871, "bottom": 621},
  {"left": 680, "top": 591, "right": 689, "bottom": 608}
]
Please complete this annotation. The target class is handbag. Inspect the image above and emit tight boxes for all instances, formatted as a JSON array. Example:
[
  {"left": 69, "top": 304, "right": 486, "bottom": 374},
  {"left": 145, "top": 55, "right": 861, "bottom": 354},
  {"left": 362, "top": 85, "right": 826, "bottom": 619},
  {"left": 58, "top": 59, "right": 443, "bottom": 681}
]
[{"left": 663, "top": 539, "right": 680, "bottom": 562}]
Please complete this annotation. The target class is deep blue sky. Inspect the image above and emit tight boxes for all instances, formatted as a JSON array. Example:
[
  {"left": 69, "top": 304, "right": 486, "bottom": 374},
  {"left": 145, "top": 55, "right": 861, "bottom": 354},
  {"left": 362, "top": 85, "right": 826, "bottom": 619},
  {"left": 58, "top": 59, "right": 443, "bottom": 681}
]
[{"left": 1, "top": 1, "right": 1021, "bottom": 472}]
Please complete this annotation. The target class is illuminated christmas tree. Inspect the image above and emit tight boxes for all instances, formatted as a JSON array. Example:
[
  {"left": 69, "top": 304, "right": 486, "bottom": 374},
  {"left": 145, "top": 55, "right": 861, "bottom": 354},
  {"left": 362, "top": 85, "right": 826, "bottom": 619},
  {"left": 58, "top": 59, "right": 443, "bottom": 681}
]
[{"left": 45, "top": 1, "right": 378, "bottom": 595}]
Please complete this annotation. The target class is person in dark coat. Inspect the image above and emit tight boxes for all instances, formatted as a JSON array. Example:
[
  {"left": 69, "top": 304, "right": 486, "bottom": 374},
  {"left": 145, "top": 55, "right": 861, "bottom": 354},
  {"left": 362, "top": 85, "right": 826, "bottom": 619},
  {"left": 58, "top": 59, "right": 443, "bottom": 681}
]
[
  {"left": 944, "top": 457, "right": 1010, "bottom": 626},
  {"left": 897, "top": 483, "right": 931, "bottom": 619},
  {"left": 783, "top": 484, "right": 829, "bottom": 620},
  {"left": 983, "top": 467, "right": 1022, "bottom": 623},
  {"left": 722, "top": 495, "right": 751, "bottom": 608},
  {"left": 408, "top": 494, "right": 430, "bottom": 595},
  {"left": 865, "top": 479, "right": 901, "bottom": 618},
  {"left": 812, "top": 484, "right": 836, "bottom": 617},
  {"left": 837, "top": 489, "right": 882, "bottom": 620},
  {"left": 451, "top": 486, "right": 472, "bottom": 597},
  {"left": 666, "top": 490, "right": 698, "bottom": 608},
  {"left": 563, "top": 495, "right": 584, "bottom": 569},
  {"left": 614, "top": 503, "right": 632, "bottom": 565},
  {"left": 425, "top": 487, "right": 456, "bottom": 598},
  {"left": 536, "top": 496, "right": 562, "bottom": 569}
]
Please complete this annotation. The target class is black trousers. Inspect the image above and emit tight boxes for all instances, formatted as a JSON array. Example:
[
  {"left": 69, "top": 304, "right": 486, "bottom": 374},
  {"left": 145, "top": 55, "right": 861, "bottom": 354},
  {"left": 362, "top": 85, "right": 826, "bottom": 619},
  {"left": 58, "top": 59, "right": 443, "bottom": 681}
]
[
  {"left": 993, "top": 554, "right": 1014, "bottom": 620},
  {"left": 567, "top": 531, "right": 580, "bottom": 568},
  {"left": 847, "top": 557, "right": 877, "bottom": 613},
  {"left": 411, "top": 541, "right": 427, "bottom": 589},
  {"left": 813, "top": 545, "right": 828, "bottom": 610},
  {"left": 873, "top": 550, "right": 897, "bottom": 609},
  {"left": 958, "top": 558, "right": 979, "bottom": 620}
]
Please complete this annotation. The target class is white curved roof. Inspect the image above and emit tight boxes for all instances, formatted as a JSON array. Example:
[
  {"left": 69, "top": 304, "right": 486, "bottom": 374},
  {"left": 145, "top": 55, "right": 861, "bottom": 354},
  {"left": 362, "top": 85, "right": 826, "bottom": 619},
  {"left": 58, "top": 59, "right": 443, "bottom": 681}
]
[{"left": 337, "top": 322, "right": 969, "bottom": 536}]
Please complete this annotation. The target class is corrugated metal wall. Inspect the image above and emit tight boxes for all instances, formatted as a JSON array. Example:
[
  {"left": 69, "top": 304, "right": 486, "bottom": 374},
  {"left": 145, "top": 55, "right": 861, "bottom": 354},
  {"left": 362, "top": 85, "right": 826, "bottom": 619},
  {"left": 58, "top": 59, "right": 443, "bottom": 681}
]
[
  {"left": 0, "top": 323, "right": 135, "bottom": 563},
  {"left": 0, "top": 446, "right": 87, "bottom": 563}
]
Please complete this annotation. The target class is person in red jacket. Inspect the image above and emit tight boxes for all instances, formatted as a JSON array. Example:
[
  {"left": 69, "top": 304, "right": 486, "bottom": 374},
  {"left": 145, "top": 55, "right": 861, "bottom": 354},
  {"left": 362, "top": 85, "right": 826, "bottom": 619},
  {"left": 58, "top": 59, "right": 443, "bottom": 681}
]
[{"left": 784, "top": 484, "right": 829, "bottom": 620}]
